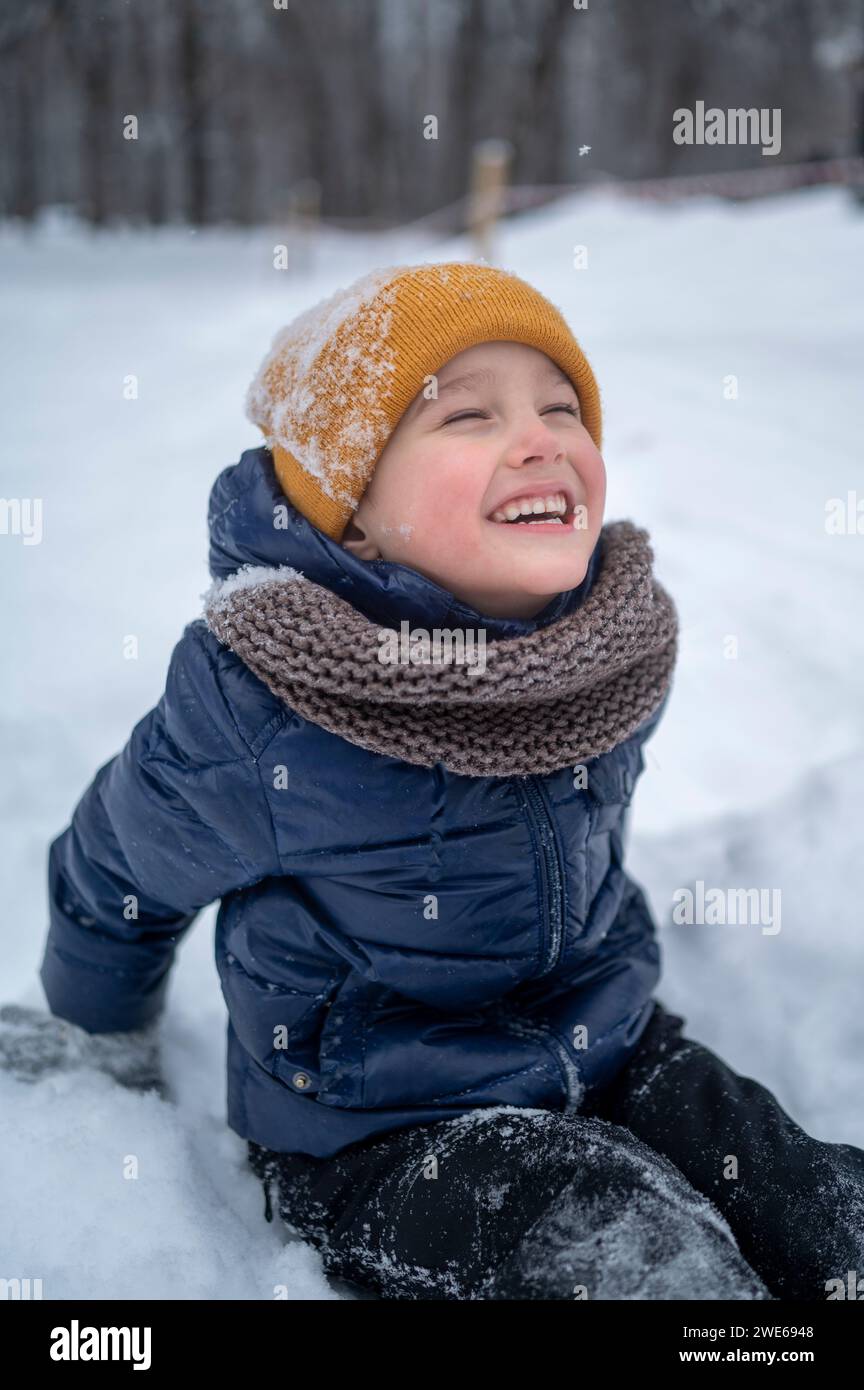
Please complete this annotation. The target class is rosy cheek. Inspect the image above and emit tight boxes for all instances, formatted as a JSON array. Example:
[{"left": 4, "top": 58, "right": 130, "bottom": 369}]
[
  {"left": 414, "top": 456, "right": 485, "bottom": 525},
  {"left": 576, "top": 446, "right": 605, "bottom": 496},
  {"left": 415, "top": 491, "right": 481, "bottom": 546}
]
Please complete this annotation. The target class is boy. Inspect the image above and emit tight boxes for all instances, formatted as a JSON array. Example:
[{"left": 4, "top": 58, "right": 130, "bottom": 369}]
[{"left": 6, "top": 261, "right": 863, "bottom": 1300}]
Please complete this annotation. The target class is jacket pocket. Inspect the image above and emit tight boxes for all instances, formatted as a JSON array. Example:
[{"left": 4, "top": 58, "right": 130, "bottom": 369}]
[
  {"left": 314, "top": 986, "right": 567, "bottom": 1113},
  {"left": 221, "top": 944, "right": 343, "bottom": 1099},
  {"left": 268, "top": 974, "right": 347, "bottom": 1099},
  {"left": 314, "top": 978, "right": 371, "bottom": 1108}
]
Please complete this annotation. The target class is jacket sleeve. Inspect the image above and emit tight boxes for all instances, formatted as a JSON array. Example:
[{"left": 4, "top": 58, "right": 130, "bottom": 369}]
[{"left": 40, "top": 622, "right": 283, "bottom": 1034}]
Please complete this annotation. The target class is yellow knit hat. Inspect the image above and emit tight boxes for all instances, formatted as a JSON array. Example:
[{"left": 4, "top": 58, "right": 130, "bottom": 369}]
[{"left": 245, "top": 261, "right": 602, "bottom": 542}]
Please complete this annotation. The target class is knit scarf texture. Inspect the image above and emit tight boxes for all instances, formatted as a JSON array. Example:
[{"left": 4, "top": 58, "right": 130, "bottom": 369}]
[{"left": 202, "top": 520, "right": 678, "bottom": 778}]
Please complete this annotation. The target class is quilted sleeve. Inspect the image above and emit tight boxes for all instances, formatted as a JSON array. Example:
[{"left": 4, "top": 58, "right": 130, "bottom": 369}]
[{"left": 40, "top": 622, "right": 283, "bottom": 1034}]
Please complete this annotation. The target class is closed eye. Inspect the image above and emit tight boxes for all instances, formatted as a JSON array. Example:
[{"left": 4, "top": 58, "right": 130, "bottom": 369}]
[{"left": 442, "top": 403, "right": 580, "bottom": 425}]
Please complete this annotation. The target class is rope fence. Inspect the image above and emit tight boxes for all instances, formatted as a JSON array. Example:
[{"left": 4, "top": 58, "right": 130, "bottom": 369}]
[{"left": 270, "top": 155, "right": 864, "bottom": 268}]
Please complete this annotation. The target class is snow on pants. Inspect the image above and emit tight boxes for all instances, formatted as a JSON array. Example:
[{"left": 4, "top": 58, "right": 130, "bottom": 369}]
[{"left": 247, "top": 1002, "right": 864, "bottom": 1301}]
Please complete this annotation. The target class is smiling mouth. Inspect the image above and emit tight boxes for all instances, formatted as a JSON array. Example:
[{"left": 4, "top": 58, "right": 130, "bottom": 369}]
[
  {"left": 486, "top": 490, "right": 578, "bottom": 531},
  {"left": 490, "top": 517, "right": 572, "bottom": 532}
]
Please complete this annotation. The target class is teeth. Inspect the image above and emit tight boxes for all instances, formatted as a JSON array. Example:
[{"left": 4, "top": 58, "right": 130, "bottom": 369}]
[{"left": 491, "top": 492, "right": 567, "bottom": 523}]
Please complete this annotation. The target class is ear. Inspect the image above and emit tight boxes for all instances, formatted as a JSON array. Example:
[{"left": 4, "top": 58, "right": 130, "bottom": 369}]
[{"left": 341, "top": 513, "right": 382, "bottom": 561}]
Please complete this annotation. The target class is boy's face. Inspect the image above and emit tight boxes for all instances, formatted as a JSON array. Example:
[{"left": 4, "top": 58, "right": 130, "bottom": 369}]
[{"left": 341, "top": 341, "right": 606, "bottom": 619}]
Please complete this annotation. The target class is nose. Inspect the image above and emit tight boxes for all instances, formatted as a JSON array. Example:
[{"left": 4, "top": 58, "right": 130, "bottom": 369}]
[{"left": 503, "top": 412, "right": 566, "bottom": 470}]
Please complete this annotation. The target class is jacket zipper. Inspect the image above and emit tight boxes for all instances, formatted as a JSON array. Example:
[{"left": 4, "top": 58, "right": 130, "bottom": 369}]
[{"left": 518, "top": 777, "right": 566, "bottom": 977}]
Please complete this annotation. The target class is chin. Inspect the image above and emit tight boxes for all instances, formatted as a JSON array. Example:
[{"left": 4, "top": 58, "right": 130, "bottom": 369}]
[{"left": 504, "top": 556, "right": 590, "bottom": 595}]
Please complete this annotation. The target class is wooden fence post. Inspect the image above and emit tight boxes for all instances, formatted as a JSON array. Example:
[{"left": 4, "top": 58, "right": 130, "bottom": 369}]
[{"left": 468, "top": 139, "right": 512, "bottom": 263}]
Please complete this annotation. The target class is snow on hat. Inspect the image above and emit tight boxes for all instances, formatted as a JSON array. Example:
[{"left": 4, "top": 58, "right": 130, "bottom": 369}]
[{"left": 245, "top": 260, "right": 603, "bottom": 542}]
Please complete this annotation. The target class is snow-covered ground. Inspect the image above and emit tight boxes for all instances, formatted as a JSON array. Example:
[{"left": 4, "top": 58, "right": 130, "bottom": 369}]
[{"left": 1, "top": 187, "right": 862, "bottom": 1298}]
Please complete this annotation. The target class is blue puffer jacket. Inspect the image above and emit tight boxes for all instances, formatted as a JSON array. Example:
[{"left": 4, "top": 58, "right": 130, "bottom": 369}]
[{"left": 41, "top": 446, "right": 668, "bottom": 1158}]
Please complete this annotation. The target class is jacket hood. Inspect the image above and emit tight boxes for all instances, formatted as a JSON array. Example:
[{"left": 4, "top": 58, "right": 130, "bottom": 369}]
[{"left": 207, "top": 446, "right": 602, "bottom": 640}]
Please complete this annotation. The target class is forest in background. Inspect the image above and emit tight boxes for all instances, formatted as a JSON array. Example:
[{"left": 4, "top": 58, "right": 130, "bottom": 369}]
[{"left": 2, "top": 0, "right": 864, "bottom": 228}]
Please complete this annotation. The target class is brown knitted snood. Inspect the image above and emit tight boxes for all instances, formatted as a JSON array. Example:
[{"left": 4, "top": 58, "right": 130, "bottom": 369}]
[{"left": 202, "top": 520, "right": 678, "bottom": 778}]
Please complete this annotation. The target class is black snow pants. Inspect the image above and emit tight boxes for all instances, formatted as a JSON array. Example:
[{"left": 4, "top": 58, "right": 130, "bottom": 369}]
[{"left": 247, "top": 1001, "right": 864, "bottom": 1301}]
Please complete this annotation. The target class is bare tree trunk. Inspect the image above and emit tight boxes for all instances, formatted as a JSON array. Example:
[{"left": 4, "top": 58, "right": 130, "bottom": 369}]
[
  {"left": 11, "top": 35, "right": 38, "bottom": 221},
  {"left": 452, "top": 0, "right": 487, "bottom": 197},
  {"left": 131, "top": 0, "right": 167, "bottom": 224},
  {"left": 277, "top": 0, "right": 331, "bottom": 212},
  {"left": 178, "top": 0, "right": 208, "bottom": 225},
  {"left": 518, "top": 0, "right": 573, "bottom": 185},
  {"left": 81, "top": 17, "right": 114, "bottom": 224}
]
